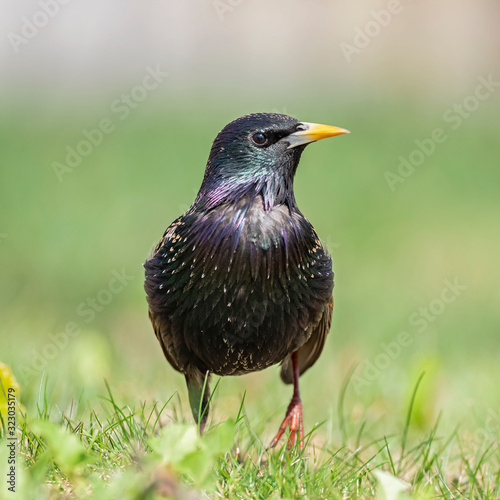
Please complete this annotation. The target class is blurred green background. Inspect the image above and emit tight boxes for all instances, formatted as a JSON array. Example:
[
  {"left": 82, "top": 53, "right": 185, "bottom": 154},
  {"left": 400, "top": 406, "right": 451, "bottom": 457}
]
[{"left": 1, "top": 0, "right": 500, "bottom": 444}]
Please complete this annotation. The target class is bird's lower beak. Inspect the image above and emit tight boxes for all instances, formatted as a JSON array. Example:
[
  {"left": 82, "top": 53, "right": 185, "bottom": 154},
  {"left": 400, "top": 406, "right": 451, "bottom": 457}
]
[{"left": 286, "top": 122, "right": 350, "bottom": 149}]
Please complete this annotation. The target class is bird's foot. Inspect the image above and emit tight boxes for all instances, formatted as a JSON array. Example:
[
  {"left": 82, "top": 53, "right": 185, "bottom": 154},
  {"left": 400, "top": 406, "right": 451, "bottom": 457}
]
[{"left": 269, "top": 397, "right": 304, "bottom": 450}]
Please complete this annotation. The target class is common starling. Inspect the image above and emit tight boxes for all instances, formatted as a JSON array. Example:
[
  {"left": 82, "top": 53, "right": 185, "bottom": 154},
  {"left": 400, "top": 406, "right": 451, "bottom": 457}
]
[{"left": 144, "top": 113, "right": 349, "bottom": 448}]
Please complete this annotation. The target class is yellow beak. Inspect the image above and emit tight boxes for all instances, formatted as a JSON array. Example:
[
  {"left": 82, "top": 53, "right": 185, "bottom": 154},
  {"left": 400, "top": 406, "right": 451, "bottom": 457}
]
[{"left": 287, "top": 122, "right": 350, "bottom": 149}]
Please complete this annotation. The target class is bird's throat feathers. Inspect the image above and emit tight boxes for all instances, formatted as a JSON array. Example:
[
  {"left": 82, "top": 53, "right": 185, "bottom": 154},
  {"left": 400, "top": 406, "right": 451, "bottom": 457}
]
[
  {"left": 195, "top": 153, "right": 301, "bottom": 212},
  {"left": 196, "top": 172, "right": 295, "bottom": 212}
]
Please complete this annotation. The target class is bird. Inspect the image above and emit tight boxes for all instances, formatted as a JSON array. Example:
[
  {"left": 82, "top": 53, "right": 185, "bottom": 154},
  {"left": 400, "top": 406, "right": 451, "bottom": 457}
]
[{"left": 144, "top": 112, "right": 349, "bottom": 448}]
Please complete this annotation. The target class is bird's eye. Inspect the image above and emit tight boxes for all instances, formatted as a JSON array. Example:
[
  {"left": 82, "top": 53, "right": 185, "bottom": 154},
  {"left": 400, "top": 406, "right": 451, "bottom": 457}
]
[{"left": 251, "top": 132, "right": 268, "bottom": 147}]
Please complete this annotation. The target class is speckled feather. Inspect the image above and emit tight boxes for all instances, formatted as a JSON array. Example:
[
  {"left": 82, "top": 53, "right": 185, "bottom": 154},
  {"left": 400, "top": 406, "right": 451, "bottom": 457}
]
[{"left": 145, "top": 195, "right": 333, "bottom": 377}]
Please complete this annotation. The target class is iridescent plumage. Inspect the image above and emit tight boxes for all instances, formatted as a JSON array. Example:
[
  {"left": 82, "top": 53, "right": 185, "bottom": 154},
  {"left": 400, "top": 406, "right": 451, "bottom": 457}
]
[{"left": 144, "top": 113, "right": 348, "bottom": 444}]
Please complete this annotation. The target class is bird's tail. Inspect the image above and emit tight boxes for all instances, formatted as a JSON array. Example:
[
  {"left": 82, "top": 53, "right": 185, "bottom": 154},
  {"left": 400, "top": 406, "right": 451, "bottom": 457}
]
[{"left": 185, "top": 367, "right": 211, "bottom": 434}]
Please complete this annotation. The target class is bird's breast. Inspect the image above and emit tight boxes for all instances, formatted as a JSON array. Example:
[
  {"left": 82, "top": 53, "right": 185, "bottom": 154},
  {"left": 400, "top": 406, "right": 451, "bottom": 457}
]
[{"left": 145, "top": 198, "right": 333, "bottom": 375}]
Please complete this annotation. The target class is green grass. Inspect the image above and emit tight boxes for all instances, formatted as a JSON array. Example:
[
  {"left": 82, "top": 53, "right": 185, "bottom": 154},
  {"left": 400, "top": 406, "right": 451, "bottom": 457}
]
[
  {"left": 1, "top": 97, "right": 500, "bottom": 498},
  {"left": 2, "top": 370, "right": 499, "bottom": 499}
]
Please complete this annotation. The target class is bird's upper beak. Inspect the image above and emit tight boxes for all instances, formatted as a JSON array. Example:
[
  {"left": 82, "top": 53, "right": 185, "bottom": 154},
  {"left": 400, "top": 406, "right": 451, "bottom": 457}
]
[{"left": 286, "top": 122, "right": 350, "bottom": 149}]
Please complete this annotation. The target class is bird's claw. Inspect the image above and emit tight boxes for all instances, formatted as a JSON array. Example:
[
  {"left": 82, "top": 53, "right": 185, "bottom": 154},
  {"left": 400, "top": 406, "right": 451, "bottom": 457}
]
[{"left": 269, "top": 397, "right": 304, "bottom": 450}]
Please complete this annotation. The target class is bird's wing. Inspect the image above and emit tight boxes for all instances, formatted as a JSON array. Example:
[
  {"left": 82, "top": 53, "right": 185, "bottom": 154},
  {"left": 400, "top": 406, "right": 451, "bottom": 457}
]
[
  {"left": 145, "top": 215, "right": 192, "bottom": 374},
  {"left": 280, "top": 295, "right": 333, "bottom": 384},
  {"left": 146, "top": 215, "right": 213, "bottom": 430},
  {"left": 148, "top": 309, "right": 182, "bottom": 372}
]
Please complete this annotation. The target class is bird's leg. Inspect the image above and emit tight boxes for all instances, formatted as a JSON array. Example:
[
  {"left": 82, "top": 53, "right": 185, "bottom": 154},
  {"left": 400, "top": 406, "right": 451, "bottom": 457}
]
[
  {"left": 186, "top": 368, "right": 211, "bottom": 435},
  {"left": 269, "top": 351, "right": 304, "bottom": 450}
]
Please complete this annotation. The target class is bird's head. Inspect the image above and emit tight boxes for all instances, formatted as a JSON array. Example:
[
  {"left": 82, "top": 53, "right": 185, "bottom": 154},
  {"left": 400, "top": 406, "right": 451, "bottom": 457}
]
[{"left": 195, "top": 113, "right": 349, "bottom": 210}]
